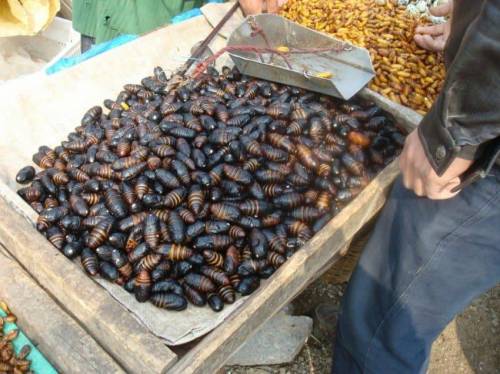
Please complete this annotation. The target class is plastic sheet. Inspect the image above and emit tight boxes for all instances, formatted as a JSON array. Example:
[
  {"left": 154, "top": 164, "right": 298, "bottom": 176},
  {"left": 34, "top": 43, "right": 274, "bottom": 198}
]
[{"left": 0, "top": 309, "right": 57, "bottom": 374}]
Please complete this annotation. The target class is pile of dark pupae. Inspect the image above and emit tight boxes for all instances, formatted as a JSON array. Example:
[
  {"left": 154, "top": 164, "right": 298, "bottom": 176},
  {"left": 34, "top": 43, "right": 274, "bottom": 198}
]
[{"left": 16, "top": 66, "right": 405, "bottom": 312}]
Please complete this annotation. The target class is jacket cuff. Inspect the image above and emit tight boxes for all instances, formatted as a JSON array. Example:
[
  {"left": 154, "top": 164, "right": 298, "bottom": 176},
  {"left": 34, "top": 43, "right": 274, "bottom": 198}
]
[{"left": 417, "top": 99, "right": 459, "bottom": 176}]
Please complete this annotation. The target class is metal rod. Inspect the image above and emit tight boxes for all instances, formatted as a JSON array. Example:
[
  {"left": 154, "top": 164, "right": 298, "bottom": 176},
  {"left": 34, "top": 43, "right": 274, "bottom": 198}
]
[{"left": 179, "top": 1, "right": 241, "bottom": 76}]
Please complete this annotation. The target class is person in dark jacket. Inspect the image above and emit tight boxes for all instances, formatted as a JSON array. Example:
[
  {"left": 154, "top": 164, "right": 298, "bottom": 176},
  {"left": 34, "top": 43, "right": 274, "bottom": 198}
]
[{"left": 333, "top": 0, "right": 500, "bottom": 373}]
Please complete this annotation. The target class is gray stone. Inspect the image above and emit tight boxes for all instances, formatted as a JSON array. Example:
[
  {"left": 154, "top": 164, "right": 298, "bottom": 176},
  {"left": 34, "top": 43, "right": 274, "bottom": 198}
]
[
  {"left": 279, "top": 303, "right": 295, "bottom": 316},
  {"left": 227, "top": 314, "right": 313, "bottom": 366}
]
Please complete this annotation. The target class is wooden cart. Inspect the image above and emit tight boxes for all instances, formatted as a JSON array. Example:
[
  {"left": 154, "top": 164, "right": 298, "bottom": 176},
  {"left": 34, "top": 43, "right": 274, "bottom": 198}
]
[{"left": 0, "top": 13, "right": 421, "bottom": 374}]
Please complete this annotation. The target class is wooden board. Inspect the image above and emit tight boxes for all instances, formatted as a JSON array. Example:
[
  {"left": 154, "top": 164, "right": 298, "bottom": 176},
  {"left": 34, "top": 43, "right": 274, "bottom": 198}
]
[
  {"left": 0, "top": 190, "right": 177, "bottom": 374},
  {"left": 0, "top": 246, "right": 124, "bottom": 373}
]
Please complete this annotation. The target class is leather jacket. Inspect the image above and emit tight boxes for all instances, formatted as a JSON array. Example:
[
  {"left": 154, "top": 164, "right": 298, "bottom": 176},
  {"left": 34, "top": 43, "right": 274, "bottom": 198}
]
[{"left": 418, "top": 0, "right": 500, "bottom": 179}]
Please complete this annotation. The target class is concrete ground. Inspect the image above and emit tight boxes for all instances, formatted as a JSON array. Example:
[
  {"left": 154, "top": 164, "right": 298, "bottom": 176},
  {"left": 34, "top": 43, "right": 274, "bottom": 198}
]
[{"left": 226, "top": 279, "right": 500, "bottom": 374}]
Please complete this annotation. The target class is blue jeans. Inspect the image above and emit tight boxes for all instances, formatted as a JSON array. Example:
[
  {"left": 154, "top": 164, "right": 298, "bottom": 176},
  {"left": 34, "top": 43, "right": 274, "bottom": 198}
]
[{"left": 333, "top": 168, "right": 500, "bottom": 373}]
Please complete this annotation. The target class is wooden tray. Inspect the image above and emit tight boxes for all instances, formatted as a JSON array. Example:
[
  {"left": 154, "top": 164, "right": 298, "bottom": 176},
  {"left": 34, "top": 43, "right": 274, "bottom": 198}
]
[{"left": 0, "top": 9, "right": 421, "bottom": 373}]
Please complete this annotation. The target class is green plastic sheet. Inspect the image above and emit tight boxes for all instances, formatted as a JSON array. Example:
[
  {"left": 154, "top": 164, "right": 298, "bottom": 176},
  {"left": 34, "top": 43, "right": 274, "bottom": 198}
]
[{"left": 0, "top": 309, "right": 57, "bottom": 374}]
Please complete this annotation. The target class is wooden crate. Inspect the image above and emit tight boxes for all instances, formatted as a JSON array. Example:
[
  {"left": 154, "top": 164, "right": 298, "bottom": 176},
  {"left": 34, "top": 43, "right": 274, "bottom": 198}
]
[{"left": 0, "top": 14, "right": 420, "bottom": 374}]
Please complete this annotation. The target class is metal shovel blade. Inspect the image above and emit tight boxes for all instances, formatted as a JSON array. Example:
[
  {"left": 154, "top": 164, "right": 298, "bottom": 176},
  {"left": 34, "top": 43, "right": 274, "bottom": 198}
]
[{"left": 227, "top": 14, "right": 375, "bottom": 100}]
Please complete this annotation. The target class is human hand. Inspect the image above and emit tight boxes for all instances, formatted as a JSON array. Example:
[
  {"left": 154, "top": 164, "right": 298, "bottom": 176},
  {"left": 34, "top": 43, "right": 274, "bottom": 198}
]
[
  {"left": 266, "top": 0, "right": 287, "bottom": 13},
  {"left": 239, "top": 0, "right": 287, "bottom": 16},
  {"left": 399, "top": 129, "right": 473, "bottom": 199},
  {"left": 414, "top": 1, "right": 453, "bottom": 52}
]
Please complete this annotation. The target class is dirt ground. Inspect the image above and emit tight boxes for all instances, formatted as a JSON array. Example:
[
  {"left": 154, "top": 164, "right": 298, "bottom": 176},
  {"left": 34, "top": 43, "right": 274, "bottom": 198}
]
[{"left": 226, "top": 276, "right": 500, "bottom": 374}]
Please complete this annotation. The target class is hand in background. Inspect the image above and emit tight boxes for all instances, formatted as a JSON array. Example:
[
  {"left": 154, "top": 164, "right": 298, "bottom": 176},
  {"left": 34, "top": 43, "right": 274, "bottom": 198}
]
[
  {"left": 266, "top": 0, "right": 288, "bottom": 13},
  {"left": 399, "top": 129, "right": 473, "bottom": 200},
  {"left": 239, "top": 0, "right": 288, "bottom": 16},
  {"left": 414, "top": 1, "right": 453, "bottom": 52}
]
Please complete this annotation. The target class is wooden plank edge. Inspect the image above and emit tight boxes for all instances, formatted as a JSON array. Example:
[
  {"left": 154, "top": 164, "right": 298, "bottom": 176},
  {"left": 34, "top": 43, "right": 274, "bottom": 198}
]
[
  {"left": 0, "top": 246, "right": 125, "bottom": 373},
  {"left": 170, "top": 160, "right": 400, "bottom": 373},
  {"left": 0, "top": 186, "right": 178, "bottom": 374}
]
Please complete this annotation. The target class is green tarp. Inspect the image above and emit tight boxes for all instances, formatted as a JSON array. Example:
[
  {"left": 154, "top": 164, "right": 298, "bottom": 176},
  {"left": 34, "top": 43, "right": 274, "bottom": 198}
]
[
  {"left": 0, "top": 308, "right": 57, "bottom": 374},
  {"left": 73, "top": 0, "right": 205, "bottom": 44}
]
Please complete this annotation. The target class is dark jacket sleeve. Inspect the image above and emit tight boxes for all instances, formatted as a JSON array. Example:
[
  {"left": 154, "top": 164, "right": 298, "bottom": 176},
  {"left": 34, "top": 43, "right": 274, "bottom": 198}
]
[{"left": 418, "top": 0, "right": 500, "bottom": 175}]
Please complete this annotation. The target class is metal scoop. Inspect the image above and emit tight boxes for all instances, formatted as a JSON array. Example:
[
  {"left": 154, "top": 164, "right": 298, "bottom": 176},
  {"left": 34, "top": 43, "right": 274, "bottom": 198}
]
[{"left": 227, "top": 14, "right": 375, "bottom": 100}]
